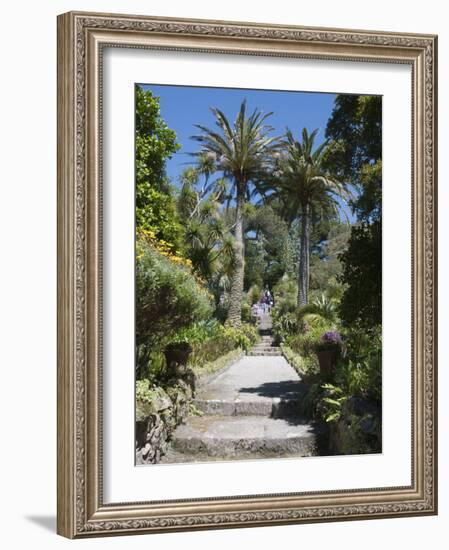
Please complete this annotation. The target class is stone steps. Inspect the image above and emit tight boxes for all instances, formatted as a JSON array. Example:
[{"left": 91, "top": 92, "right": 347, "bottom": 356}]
[
  {"left": 170, "top": 415, "right": 319, "bottom": 458},
  {"left": 247, "top": 350, "right": 282, "bottom": 356},
  {"left": 251, "top": 314, "right": 279, "bottom": 355},
  {"left": 160, "top": 316, "right": 321, "bottom": 463},
  {"left": 193, "top": 396, "right": 299, "bottom": 417}
]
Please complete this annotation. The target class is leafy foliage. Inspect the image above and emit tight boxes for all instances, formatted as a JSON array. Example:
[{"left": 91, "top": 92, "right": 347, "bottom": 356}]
[
  {"left": 186, "top": 323, "right": 258, "bottom": 367},
  {"left": 296, "top": 292, "right": 339, "bottom": 327},
  {"left": 136, "top": 379, "right": 166, "bottom": 408},
  {"left": 325, "top": 95, "right": 382, "bottom": 329},
  {"left": 269, "top": 128, "right": 350, "bottom": 224},
  {"left": 335, "top": 325, "right": 382, "bottom": 401},
  {"left": 135, "top": 86, "right": 182, "bottom": 248},
  {"left": 309, "top": 221, "right": 351, "bottom": 293},
  {"left": 191, "top": 100, "right": 281, "bottom": 193},
  {"left": 338, "top": 220, "right": 381, "bottom": 328},
  {"left": 136, "top": 237, "right": 213, "bottom": 377},
  {"left": 272, "top": 312, "right": 300, "bottom": 344},
  {"left": 317, "top": 384, "right": 347, "bottom": 423},
  {"left": 177, "top": 165, "right": 236, "bottom": 291},
  {"left": 324, "top": 94, "right": 382, "bottom": 182},
  {"left": 244, "top": 204, "right": 290, "bottom": 289}
]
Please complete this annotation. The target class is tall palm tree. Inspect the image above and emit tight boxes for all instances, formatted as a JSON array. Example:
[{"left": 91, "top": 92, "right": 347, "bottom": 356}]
[
  {"left": 191, "top": 100, "right": 281, "bottom": 326},
  {"left": 271, "top": 128, "right": 351, "bottom": 307}
]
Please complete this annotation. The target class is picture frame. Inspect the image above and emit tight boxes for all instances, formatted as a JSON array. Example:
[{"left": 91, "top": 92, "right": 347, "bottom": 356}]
[{"left": 57, "top": 10, "right": 438, "bottom": 538}]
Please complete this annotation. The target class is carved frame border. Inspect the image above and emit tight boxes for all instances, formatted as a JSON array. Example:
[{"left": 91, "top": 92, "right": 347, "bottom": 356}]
[{"left": 57, "top": 11, "right": 438, "bottom": 538}]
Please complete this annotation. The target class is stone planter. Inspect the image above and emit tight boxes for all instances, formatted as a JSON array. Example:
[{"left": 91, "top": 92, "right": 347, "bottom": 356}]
[{"left": 164, "top": 342, "right": 192, "bottom": 377}]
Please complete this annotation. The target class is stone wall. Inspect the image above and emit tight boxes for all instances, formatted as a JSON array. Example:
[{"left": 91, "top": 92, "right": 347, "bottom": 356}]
[
  {"left": 135, "top": 375, "right": 194, "bottom": 465},
  {"left": 135, "top": 350, "right": 245, "bottom": 465},
  {"left": 328, "top": 396, "right": 382, "bottom": 455}
]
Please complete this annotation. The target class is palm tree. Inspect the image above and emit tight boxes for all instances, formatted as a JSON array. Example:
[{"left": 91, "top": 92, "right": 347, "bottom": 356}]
[
  {"left": 271, "top": 128, "right": 351, "bottom": 307},
  {"left": 191, "top": 100, "right": 281, "bottom": 326},
  {"left": 177, "top": 165, "right": 230, "bottom": 280}
]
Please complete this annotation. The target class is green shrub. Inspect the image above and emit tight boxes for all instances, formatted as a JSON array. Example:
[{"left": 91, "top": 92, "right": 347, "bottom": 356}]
[
  {"left": 239, "top": 323, "right": 259, "bottom": 345},
  {"left": 302, "top": 317, "right": 336, "bottom": 335},
  {"left": 136, "top": 238, "right": 213, "bottom": 378},
  {"left": 316, "top": 383, "right": 347, "bottom": 423},
  {"left": 187, "top": 323, "right": 257, "bottom": 369},
  {"left": 341, "top": 325, "right": 381, "bottom": 363},
  {"left": 223, "top": 327, "right": 251, "bottom": 352},
  {"left": 170, "top": 319, "right": 222, "bottom": 345},
  {"left": 335, "top": 350, "right": 381, "bottom": 402},
  {"left": 240, "top": 286, "right": 261, "bottom": 324},
  {"left": 296, "top": 292, "right": 340, "bottom": 329},
  {"left": 272, "top": 312, "right": 300, "bottom": 343},
  {"left": 247, "top": 284, "right": 262, "bottom": 305},
  {"left": 281, "top": 345, "right": 319, "bottom": 380},
  {"left": 272, "top": 275, "right": 297, "bottom": 316},
  {"left": 287, "top": 332, "right": 317, "bottom": 356},
  {"left": 188, "top": 335, "right": 229, "bottom": 367},
  {"left": 135, "top": 351, "right": 166, "bottom": 383},
  {"left": 241, "top": 301, "right": 253, "bottom": 324},
  {"left": 136, "top": 379, "right": 155, "bottom": 405},
  {"left": 335, "top": 325, "right": 381, "bottom": 401}
]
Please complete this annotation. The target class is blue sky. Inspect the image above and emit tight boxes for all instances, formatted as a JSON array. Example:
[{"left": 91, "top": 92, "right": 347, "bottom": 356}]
[{"left": 139, "top": 83, "right": 354, "bottom": 222}]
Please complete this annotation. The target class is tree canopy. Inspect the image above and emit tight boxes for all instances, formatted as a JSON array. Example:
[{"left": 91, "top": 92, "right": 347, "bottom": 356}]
[
  {"left": 325, "top": 95, "right": 382, "bottom": 328},
  {"left": 135, "top": 86, "right": 182, "bottom": 249}
]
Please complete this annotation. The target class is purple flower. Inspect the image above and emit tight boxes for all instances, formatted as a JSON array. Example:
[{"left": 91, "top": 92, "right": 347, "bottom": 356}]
[{"left": 321, "top": 331, "right": 342, "bottom": 345}]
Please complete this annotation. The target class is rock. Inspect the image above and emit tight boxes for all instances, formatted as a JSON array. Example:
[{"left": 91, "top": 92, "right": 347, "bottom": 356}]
[
  {"left": 152, "top": 393, "right": 172, "bottom": 412},
  {"left": 344, "top": 396, "right": 379, "bottom": 417},
  {"left": 328, "top": 402, "right": 381, "bottom": 455},
  {"left": 135, "top": 377, "right": 194, "bottom": 464},
  {"left": 360, "top": 414, "right": 377, "bottom": 435}
]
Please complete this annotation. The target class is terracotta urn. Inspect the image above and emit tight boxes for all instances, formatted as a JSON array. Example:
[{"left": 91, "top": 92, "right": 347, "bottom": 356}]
[{"left": 316, "top": 350, "right": 336, "bottom": 379}]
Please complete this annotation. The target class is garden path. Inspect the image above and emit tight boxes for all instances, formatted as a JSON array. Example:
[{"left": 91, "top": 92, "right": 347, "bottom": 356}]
[{"left": 162, "top": 313, "right": 323, "bottom": 463}]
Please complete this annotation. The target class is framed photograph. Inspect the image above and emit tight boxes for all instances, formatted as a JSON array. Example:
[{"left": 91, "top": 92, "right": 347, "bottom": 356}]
[{"left": 57, "top": 11, "right": 438, "bottom": 538}]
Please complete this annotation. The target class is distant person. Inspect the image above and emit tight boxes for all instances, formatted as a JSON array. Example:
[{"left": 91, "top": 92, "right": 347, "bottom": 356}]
[
  {"left": 264, "top": 287, "right": 272, "bottom": 313},
  {"left": 251, "top": 303, "right": 260, "bottom": 319}
]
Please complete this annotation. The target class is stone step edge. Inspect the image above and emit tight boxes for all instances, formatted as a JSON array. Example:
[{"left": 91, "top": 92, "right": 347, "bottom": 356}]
[
  {"left": 193, "top": 397, "right": 299, "bottom": 417},
  {"left": 246, "top": 351, "right": 282, "bottom": 357},
  {"left": 253, "top": 344, "right": 276, "bottom": 348},
  {"left": 172, "top": 433, "right": 317, "bottom": 457}
]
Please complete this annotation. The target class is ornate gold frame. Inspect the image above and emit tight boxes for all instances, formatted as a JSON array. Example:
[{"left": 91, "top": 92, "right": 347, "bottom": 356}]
[{"left": 57, "top": 11, "right": 438, "bottom": 538}]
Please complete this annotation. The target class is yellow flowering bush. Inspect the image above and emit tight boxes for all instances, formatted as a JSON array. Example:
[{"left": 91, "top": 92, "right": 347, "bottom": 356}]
[
  {"left": 136, "top": 236, "right": 213, "bottom": 379},
  {"left": 137, "top": 228, "right": 192, "bottom": 267}
]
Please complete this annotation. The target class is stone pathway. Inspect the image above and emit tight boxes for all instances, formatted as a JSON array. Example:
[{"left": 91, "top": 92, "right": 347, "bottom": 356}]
[
  {"left": 247, "top": 312, "right": 281, "bottom": 356},
  {"left": 162, "top": 314, "right": 322, "bottom": 463}
]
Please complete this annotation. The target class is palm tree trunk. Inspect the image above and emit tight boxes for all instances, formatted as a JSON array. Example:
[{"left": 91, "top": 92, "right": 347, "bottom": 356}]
[
  {"left": 226, "top": 191, "right": 245, "bottom": 327},
  {"left": 297, "top": 204, "right": 310, "bottom": 307}
]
